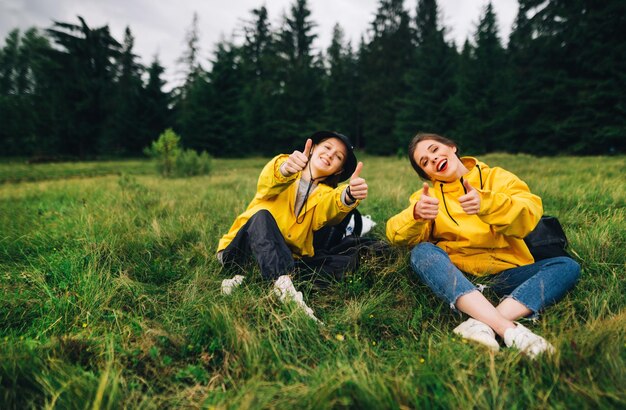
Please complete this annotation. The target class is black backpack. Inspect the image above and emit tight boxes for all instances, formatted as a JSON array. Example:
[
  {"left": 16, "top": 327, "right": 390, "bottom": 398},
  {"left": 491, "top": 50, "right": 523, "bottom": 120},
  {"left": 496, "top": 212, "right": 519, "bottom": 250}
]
[
  {"left": 313, "top": 208, "right": 363, "bottom": 252},
  {"left": 524, "top": 216, "right": 571, "bottom": 261},
  {"left": 304, "top": 209, "right": 388, "bottom": 282}
]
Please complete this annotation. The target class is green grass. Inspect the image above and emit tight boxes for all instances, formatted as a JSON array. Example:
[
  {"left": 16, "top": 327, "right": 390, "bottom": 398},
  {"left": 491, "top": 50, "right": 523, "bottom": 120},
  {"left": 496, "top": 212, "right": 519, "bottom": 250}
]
[
  {"left": 0, "top": 154, "right": 624, "bottom": 409},
  {"left": 0, "top": 158, "right": 154, "bottom": 183}
]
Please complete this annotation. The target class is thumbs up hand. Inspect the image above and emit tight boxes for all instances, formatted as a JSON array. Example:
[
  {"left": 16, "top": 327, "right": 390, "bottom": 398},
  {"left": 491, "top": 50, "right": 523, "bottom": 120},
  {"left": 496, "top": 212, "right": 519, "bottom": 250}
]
[
  {"left": 459, "top": 179, "right": 481, "bottom": 215},
  {"left": 346, "top": 162, "right": 368, "bottom": 202},
  {"left": 414, "top": 182, "right": 439, "bottom": 220},
  {"left": 281, "top": 139, "right": 313, "bottom": 176}
]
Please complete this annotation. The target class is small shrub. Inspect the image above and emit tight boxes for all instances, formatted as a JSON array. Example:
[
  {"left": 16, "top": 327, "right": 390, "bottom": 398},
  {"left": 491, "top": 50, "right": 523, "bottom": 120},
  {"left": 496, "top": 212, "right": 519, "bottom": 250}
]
[
  {"left": 174, "top": 149, "right": 212, "bottom": 177},
  {"left": 144, "top": 129, "right": 212, "bottom": 177},
  {"left": 143, "top": 129, "right": 181, "bottom": 177}
]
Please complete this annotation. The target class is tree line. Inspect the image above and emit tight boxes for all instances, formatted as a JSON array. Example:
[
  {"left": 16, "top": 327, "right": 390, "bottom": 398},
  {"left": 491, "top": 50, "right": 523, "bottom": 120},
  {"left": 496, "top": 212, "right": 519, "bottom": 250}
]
[{"left": 1, "top": 0, "right": 624, "bottom": 159}]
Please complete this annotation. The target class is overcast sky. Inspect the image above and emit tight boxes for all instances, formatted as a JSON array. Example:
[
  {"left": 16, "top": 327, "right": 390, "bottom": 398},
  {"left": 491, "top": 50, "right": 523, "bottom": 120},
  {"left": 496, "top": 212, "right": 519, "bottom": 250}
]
[{"left": 1, "top": 0, "right": 518, "bottom": 87}]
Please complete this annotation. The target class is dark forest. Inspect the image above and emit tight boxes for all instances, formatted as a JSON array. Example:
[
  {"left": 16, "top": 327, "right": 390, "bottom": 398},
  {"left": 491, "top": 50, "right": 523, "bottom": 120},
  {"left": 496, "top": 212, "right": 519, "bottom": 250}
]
[{"left": 1, "top": 0, "right": 624, "bottom": 158}]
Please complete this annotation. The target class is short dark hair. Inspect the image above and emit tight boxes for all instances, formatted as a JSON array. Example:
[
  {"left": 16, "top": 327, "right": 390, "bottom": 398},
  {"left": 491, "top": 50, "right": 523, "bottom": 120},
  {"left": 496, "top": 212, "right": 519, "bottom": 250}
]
[{"left": 408, "top": 133, "right": 459, "bottom": 180}]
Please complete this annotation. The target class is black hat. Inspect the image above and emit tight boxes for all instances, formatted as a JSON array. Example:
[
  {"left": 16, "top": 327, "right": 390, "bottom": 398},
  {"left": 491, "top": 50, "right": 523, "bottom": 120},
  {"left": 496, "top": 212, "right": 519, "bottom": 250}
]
[{"left": 309, "top": 130, "right": 357, "bottom": 182}]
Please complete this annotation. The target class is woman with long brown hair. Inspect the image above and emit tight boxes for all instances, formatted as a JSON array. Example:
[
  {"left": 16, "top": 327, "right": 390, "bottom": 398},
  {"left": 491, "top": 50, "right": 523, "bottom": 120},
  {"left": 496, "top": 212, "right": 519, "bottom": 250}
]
[{"left": 387, "top": 133, "right": 580, "bottom": 358}]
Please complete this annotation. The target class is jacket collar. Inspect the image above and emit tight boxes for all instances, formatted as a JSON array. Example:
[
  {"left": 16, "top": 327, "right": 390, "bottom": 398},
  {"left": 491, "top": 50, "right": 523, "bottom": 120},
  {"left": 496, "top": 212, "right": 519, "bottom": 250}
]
[
  {"left": 435, "top": 157, "right": 483, "bottom": 193},
  {"left": 289, "top": 177, "right": 333, "bottom": 216}
]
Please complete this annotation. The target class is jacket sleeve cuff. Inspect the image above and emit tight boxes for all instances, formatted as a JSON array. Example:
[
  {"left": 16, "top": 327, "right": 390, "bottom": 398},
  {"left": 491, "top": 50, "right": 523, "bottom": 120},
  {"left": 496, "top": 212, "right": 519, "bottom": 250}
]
[
  {"left": 386, "top": 202, "right": 429, "bottom": 244},
  {"left": 273, "top": 155, "right": 298, "bottom": 183},
  {"left": 337, "top": 185, "right": 358, "bottom": 210},
  {"left": 341, "top": 187, "right": 359, "bottom": 207}
]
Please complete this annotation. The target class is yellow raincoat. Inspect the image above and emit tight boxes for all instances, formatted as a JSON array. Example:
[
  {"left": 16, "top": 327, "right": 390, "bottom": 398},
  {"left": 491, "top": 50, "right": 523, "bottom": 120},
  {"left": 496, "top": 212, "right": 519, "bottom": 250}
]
[
  {"left": 386, "top": 157, "right": 542, "bottom": 276},
  {"left": 218, "top": 154, "right": 357, "bottom": 258}
]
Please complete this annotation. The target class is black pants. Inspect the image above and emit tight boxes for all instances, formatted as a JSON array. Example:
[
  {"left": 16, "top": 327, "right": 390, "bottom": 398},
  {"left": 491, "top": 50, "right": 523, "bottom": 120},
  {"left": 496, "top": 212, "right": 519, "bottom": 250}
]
[
  {"left": 221, "top": 210, "right": 355, "bottom": 282},
  {"left": 221, "top": 210, "right": 294, "bottom": 280}
]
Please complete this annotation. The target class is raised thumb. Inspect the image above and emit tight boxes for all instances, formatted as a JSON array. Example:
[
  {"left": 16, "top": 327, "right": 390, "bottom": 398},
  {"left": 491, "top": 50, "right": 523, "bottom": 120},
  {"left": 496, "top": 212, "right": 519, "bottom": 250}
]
[
  {"left": 351, "top": 161, "right": 363, "bottom": 180},
  {"left": 303, "top": 138, "right": 313, "bottom": 156},
  {"left": 422, "top": 182, "right": 430, "bottom": 197},
  {"left": 463, "top": 179, "right": 475, "bottom": 192}
]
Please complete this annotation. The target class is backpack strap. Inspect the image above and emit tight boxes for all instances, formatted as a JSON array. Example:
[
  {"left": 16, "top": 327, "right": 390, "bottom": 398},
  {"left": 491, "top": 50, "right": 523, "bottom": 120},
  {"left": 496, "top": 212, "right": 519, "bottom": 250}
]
[{"left": 350, "top": 208, "right": 363, "bottom": 236}]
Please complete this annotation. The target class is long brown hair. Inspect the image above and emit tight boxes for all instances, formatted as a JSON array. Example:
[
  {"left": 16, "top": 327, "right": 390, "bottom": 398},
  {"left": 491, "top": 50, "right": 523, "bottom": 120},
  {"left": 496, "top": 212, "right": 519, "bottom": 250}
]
[{"left": 408, "top": 133, "right": 459, "bottom": 180}]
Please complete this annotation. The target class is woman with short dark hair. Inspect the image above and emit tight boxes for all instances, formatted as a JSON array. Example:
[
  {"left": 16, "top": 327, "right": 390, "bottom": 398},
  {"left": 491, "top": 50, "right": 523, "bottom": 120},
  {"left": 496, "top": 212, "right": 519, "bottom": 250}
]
[{"left": 218, "top": 131, "right": 368, "bottom": 322}]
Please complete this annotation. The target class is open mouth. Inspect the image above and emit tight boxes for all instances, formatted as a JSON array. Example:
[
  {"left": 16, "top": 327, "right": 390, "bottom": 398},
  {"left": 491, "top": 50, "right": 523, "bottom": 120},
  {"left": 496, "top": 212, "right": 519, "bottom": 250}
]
[{"left": 436, "top": 159, "right": 448, "bottom": 172}]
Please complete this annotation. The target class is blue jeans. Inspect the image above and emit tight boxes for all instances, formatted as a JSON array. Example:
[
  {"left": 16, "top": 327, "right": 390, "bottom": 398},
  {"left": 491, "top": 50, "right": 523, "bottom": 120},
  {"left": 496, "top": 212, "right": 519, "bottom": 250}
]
[{"left": 409, "top": 243, "right": 580, "bottom": 316}]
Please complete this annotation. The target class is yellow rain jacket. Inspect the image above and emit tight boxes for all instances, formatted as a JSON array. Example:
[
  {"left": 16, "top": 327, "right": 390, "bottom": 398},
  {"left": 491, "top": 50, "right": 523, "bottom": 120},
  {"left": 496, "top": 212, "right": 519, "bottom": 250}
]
[
  {"left": 218, "top": 154, "right": 357, "bottom": 258},
  {"left": 386, "top": 157, "right": 542, "bottom": 276}
]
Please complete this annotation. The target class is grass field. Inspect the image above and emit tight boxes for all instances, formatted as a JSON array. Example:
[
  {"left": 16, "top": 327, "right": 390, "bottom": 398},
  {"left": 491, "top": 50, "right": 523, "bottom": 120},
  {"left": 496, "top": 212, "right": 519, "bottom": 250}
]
[{"left": 1, "top": 154, "right": 625, "bottom": 409}]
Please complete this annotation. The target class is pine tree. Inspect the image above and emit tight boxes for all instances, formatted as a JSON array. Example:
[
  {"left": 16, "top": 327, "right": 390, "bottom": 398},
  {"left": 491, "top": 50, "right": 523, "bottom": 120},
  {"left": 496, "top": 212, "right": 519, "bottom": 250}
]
[
  {"left": 176, "top": 12, "right": 203, "bottom": 96},
  {"left": 447, "top": 39, "right": 478, "bottom": 152},
  {"left": 323, "top": 24, "right": 361, "bottom": 142},
  {"left": 517, "top": 0, "right": 626, "bottom": 154},
  {"left": 141, "top": 56, "right": 172, "bottom": 148},
  {"left": 173, "top": 12, "right": 210, "bottom": 151},
  {"left": 506, "top": 5, "right": 540, "bottom": 153},
  {"left": 204, "top": 41, "right": 245, "bottom": 156},
  {"left": 0, "top": 29, "right": 51, "bottom": 155},
  {"left": 360, "top": 0, "right": 414, "bottom": 154},
  {"left": 274, "top": 0, "right": 325, "bottom": 151},
  {"left": 44, "top": 17, "right": 122, "bottom": 157},
  {"left": 394, "top": 0, "right": 458, "bottom": 152},
  {"left": 0, "top": 30, "right": 24, "bottom": 154},
  {"left": 453, "top": 2, "right": 507, "bottom": 153},
  {"left": 104, "top": 26, "right": 145, "bottom": 154},
  {"left": 239, "top": 6, "right": 280, "bottom": 155}
]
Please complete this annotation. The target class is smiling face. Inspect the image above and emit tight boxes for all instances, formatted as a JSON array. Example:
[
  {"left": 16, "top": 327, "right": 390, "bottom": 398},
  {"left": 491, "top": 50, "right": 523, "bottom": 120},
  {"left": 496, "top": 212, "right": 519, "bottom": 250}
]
[
  {"left": 310, "top": 137, "right": 347, "bottom": 178},
  {"left": 413, "top": 139, "right": 464, "bottom": 182}
]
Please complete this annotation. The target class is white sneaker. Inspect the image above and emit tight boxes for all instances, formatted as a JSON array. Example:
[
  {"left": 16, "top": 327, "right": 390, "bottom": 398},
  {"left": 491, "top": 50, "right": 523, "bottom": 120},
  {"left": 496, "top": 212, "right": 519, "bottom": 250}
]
[
  {"left": 221, "top": 275, "right": 245, "bottom": 295},
  {"left": 453, "top": 318, "right": 500, "bottom": 351},
  {"left": 273, "top": 275, "right": 322, "bottom": 323},
  {"left": 504, "top": 323, "right": 555, "bottom": 359}
]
